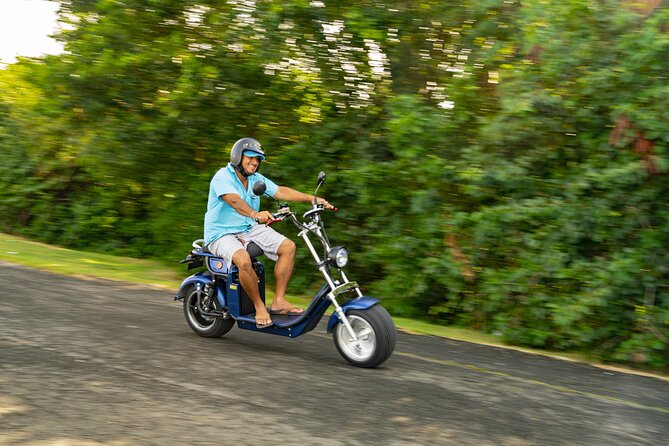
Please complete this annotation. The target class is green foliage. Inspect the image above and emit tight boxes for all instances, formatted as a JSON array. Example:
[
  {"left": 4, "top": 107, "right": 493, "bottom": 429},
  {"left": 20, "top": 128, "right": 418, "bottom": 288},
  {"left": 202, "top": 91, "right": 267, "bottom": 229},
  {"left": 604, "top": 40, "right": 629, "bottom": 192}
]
[{"left": 0, "top": 0, "right": 667, "bottom": 369}]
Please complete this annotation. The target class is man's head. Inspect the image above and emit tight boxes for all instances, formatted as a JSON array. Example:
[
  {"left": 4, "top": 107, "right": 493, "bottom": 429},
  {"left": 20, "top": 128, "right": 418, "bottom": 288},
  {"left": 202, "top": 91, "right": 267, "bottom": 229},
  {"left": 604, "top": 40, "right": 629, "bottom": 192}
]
[{"left": 231, "top": 137, "right": 266, "bottom": 177}]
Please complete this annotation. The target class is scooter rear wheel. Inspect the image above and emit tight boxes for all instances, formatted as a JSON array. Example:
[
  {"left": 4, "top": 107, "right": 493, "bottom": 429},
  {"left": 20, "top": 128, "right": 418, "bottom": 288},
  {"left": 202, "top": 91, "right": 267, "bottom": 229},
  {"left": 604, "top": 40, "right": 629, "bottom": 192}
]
[
  {"left": 333, "top": 305, "right": 397, "bottom": 368},
  {"left": 183, "top": 286, "right": 234, "bottom": 338}
]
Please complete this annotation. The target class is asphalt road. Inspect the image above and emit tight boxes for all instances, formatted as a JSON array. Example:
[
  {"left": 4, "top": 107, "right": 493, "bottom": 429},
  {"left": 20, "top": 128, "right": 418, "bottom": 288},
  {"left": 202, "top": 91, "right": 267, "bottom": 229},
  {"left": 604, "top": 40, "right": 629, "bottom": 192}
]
[{"left": 1, "top": 262, "right": 668, "bottom": 446}]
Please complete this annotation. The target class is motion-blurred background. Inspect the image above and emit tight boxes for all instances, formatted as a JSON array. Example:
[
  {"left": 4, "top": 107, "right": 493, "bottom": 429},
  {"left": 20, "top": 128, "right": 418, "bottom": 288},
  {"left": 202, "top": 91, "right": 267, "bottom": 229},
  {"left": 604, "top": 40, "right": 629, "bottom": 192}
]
[{"left": 1, "top": 0, "right": 667, "bottom": 370}]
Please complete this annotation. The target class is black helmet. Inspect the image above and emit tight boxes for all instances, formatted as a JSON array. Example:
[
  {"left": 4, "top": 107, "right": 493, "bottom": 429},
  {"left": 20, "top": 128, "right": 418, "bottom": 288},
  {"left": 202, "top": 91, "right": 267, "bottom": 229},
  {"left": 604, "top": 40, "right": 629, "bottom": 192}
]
[{"left": 230, "top": 137, "right": 265, "bottom": 167}]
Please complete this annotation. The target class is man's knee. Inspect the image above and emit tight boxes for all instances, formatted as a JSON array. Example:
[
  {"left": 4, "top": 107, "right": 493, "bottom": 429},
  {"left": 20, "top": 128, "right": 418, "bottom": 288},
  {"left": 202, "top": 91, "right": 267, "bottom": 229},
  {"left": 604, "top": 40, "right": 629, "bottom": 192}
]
[
  {"left": 233, "top": 250, "right": 253, "bottom": 271},
  {"left": 279, "top": 239, "right": 296, "bottom": 257}
]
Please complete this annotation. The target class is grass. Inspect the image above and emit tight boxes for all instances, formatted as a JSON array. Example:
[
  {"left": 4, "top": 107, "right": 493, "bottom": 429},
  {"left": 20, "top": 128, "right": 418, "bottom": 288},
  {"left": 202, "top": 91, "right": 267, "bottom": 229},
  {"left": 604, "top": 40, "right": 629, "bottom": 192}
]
[
  {"left": 1, "top": 231, "right": 666, "bottom": 379},
  {"left": 0, "top": 233, "right": 182, "bottom": 290}
]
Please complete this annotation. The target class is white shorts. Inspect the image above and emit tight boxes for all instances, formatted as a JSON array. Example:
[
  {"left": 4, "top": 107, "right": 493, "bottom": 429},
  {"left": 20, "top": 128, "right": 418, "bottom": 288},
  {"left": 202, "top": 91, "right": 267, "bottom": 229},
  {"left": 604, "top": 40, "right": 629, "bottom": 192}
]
[{"left": 208, "top": 224, "right": 287, "bottom": 268}]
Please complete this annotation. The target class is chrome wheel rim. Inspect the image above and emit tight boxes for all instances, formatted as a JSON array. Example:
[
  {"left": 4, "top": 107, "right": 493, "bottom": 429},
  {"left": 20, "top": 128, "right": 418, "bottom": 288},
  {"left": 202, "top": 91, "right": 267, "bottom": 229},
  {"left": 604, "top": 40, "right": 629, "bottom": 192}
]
[{"left": 336, "top": 315, "right": 376, "bottom": 362}]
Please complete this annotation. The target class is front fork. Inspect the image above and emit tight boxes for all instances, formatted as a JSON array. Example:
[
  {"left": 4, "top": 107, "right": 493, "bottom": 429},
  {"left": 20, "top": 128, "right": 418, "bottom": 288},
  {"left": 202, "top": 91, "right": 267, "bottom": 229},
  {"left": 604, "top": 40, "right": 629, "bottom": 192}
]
[
  {"left": 325, "top": 279, "right": 363, "bottom": 345},
  {"left": 300, "top": 226, "right": 363, "bottom": 346}
]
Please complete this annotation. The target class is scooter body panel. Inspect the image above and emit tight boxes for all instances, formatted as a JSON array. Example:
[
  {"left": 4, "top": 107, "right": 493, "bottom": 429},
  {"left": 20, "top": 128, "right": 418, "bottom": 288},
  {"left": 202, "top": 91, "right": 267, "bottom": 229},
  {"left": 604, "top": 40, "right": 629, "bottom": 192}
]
[
  {"left": 225, "top": 262, "right": 265, "bottom": 318},
  {"left": 326, "top": 296, "right": 380, "bottom": 333}
]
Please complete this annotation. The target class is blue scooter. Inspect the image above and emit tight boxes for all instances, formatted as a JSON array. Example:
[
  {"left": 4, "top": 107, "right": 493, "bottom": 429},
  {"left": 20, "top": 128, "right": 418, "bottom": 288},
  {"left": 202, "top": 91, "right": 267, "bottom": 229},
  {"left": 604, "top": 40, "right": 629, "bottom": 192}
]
[{"left": 175, "top": 172, "right": 396, "bottom": 367}]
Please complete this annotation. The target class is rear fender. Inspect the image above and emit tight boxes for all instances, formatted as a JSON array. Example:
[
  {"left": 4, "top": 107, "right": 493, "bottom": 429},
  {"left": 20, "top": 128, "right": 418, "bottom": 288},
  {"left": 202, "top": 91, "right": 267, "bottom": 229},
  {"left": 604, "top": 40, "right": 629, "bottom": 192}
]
[
  {"left": 326, "top": 296, "right": 379, "bottom": 333},
  {"left": 174, "top": 272, "right": 213, "bottom": 301}
]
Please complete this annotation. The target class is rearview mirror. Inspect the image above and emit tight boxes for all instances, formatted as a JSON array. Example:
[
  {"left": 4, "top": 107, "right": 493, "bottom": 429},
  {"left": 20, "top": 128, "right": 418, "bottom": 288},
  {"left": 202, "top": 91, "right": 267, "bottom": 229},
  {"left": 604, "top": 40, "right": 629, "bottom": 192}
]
[{"left": 252, "top": 181, "right": 267, "bottom": 197}]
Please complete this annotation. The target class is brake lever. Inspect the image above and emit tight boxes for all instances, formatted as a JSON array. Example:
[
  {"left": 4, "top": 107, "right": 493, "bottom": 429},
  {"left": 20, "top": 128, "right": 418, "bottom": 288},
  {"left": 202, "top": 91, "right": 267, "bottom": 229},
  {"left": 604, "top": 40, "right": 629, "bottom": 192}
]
[{"left": 266, "top": 210, "right": 290, "bottom": 226}]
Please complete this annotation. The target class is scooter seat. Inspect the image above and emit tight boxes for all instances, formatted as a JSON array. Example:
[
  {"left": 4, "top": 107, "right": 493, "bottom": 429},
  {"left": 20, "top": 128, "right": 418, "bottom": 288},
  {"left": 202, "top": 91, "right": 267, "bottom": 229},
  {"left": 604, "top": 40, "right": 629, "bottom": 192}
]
[{"left": 245, "top": 242, "right": 264, "bottom": 258}]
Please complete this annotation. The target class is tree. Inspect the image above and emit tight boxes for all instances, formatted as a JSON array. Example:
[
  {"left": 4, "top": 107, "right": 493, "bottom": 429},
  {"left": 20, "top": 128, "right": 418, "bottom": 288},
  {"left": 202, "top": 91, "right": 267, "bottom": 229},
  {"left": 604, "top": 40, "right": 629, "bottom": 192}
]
[{"left": 1, "top": 0, "right": 667, "bottom": 368}]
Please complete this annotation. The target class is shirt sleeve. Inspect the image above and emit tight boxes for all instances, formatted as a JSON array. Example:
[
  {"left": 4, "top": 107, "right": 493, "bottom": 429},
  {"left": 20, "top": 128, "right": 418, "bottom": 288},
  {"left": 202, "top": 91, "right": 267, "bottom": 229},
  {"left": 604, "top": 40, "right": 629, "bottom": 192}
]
[{"left": 211, "top": 168, "right": 238, "bottom": 198}]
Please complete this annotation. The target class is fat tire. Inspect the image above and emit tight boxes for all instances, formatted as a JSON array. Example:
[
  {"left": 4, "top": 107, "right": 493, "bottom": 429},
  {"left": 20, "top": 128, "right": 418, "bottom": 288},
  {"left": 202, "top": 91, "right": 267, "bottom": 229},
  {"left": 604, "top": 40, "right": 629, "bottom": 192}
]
[
  {"left": 333, "top": 305, "right": 397, "bottom": 368},
  {"left": 183, "top": 286, "right": 234, "bottom": 338}
]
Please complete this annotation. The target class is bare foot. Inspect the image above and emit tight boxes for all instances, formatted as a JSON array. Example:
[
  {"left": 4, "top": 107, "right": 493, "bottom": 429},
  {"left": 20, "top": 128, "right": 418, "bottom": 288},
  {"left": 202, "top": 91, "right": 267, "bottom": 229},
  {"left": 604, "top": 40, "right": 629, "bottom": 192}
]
[
  {"left": 269, "top": 302, "right": 304, "bottom": 315},
  {"left": 255, "top": 307, "right": 273, "bottom": 328}
]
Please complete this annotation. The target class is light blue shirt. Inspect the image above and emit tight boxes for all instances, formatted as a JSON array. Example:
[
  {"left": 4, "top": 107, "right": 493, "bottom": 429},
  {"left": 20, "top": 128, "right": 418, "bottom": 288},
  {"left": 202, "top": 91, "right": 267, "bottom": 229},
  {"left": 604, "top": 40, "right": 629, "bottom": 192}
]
[{"left": 204, "top": 163, "right": 278, "bottom": 244}]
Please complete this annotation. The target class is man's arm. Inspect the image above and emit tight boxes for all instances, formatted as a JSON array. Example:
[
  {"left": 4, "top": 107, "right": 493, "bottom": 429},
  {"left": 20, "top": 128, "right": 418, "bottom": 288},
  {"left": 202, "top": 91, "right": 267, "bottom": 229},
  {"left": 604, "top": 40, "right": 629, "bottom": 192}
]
[
  {"left": 274, "top": 186, "right": 334, "bottom": 208},
  {"left": 222, "top": 187, "right": 334, "bottom": 225},
  {"left": 222, "top": 193, "right": 257, "bottom": 219}
]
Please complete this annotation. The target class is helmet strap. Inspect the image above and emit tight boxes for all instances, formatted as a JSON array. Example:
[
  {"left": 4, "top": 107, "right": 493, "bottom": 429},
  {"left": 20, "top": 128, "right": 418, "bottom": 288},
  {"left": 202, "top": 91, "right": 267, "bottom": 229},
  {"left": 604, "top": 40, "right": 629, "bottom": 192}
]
[{"left": 234, "top": 162, "right": 259, "bottom": 177}]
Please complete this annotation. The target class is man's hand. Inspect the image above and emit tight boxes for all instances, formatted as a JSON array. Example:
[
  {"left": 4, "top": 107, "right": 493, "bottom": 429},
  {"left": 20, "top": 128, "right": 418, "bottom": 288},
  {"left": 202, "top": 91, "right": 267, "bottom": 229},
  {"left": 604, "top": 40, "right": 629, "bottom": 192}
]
[
  {"left": 252, "top": 210, "right": 274, "bottom": 223},
  {"left": 315, "top": 197, "right": 335, "bottom": 210}
]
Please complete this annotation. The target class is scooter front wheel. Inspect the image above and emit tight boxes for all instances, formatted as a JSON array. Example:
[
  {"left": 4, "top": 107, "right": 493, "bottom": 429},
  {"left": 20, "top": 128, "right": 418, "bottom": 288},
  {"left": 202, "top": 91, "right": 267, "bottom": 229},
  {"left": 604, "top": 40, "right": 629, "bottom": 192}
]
[
  {"left": 183, "top": 286, "right": 234, "bottom": 338},
  {"left": 333, "top": 305, "right": 397, "bottom": 368}
]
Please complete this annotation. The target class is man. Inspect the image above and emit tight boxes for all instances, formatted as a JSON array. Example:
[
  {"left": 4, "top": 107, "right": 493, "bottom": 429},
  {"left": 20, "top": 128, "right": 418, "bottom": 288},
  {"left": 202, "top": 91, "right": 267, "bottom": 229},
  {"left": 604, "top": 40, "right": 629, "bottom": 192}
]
[{"left": 204, "top": 137, "right": 334, "bottom": 328}]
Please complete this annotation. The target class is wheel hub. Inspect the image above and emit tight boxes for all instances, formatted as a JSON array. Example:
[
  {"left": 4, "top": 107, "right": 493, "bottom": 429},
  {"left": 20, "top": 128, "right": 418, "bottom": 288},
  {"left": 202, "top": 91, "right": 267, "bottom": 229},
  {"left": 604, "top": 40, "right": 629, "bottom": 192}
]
[{"left": 336, "top": 315, "right": 376, "bottom": 362}]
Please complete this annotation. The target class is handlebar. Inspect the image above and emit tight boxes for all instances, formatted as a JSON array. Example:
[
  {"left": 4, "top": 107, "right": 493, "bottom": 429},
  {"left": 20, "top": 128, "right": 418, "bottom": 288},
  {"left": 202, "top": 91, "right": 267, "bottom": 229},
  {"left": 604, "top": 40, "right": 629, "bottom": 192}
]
[
  {"left": 304, "top": 204, "right": 338, "bottom": 218},
  {"left": 256, "top": 204, "right": 338, "bottom": 227},
  {"left": 252, "top": 206, "right": 293, "bottom": 226},
  {"left": 302, "top": 207, "right": 325, "bottom": 219}
]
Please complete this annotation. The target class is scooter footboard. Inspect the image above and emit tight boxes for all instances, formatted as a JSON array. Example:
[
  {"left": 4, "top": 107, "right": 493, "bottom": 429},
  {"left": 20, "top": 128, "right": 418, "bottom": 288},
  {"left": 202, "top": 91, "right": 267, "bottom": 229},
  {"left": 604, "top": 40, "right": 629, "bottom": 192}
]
[{"left": 326, "top": 296, "right": 379, "bottom": 333}]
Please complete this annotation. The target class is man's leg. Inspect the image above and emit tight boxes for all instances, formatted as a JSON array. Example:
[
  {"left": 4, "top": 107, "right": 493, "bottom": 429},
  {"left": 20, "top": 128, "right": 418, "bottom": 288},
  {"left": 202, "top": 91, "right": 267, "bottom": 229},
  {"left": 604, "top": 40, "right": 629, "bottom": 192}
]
[
  {"left": 269, "top": 239, "right": 303, "bottom": 314},
  {"left": 232, "top": 249, "right": 272, "bottom": 326},
  {"left": 244, "top": 226, "right": 303, "bottom": 315}
]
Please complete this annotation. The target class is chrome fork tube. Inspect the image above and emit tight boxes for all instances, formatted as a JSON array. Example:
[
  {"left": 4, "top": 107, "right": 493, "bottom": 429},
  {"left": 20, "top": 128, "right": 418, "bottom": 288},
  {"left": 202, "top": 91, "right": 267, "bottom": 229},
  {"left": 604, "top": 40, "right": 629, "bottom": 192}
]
[
  {"left": 328, "top": 291, "right": 360, "bottom": 345},
  {"left": 300, "top": 229, "right": 323, "bottom": 265}
]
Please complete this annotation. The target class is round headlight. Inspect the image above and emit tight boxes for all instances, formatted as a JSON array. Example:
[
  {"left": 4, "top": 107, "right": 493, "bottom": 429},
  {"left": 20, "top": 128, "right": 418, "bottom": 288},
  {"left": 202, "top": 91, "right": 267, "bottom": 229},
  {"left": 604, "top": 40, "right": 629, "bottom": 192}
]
[{"left": 328, "top": 246, "right": 349, "bottom": 268}]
